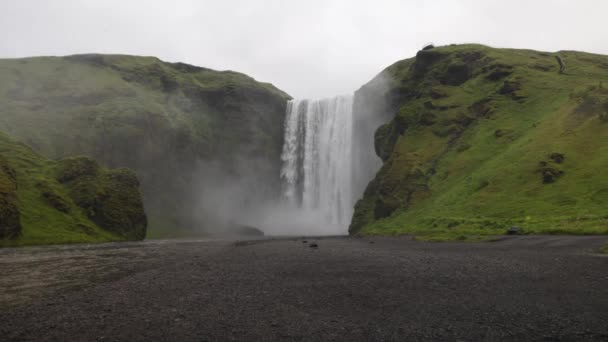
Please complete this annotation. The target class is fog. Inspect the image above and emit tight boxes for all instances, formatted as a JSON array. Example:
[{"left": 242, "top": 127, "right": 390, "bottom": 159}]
[
  {"left": 190, "top": 155, "right": 350, "bottom": 236},
  {"left": 1, "top": 0, "right": 607, "bottom": 98},
  {"left": 190, "top": 75, "right": 393, "bottom": 237}
]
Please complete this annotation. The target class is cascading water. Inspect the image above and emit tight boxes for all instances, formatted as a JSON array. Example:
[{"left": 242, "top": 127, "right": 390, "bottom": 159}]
[{"left": 280, "top": 95, "right": 354, "bottom": 234}]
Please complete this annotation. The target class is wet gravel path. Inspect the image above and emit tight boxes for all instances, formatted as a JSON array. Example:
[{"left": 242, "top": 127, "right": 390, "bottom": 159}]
[{"left": 1, "top": 235, "right": 607, "bottom": 341}]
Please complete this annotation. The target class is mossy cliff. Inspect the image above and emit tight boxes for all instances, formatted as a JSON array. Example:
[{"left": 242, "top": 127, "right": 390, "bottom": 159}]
[
  {"left": 350, "top": 44, "right": 608, "bottom": 237},
  {"left": 0, "top": 55, "right": 290, "bottom": 237},
  {"left": 0, "top": 132, "right": 146, "bottom": 246}
]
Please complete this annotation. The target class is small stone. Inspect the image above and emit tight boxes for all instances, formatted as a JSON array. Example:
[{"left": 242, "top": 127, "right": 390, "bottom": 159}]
[
  {"left": 549, "top": 152, "right": 565, "bottom": 164},
  {"left": 302, "top": 240, "right": 308, "bottom": 243},
  {"left": 507, "top": 226, "right": 522, "bottom": 235},
  {"left": 309, "top": 243, "right": 318, "bottom": 248}
]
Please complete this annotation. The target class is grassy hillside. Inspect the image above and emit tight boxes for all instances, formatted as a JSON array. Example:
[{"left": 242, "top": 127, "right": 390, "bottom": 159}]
[
  {"left": 350, "top": 44, "right": 608, "bottom": 239},
  {"left": 0, "top": 132, "right": 146, "bottom": 246},
  {"left": 0, "top": 54, "right": 290, "bottom": 236}
]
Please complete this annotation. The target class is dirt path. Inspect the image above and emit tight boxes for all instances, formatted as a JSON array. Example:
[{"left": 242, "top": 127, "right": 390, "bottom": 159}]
[{"left": 1, "top": 236, "right": 607, "bottom": 341}]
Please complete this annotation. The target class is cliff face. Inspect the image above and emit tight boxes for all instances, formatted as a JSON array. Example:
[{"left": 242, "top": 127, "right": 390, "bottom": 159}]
[
  {"left": 0, "top": 132, "right": 146, "bottom": 246},
  {"left": 0, "top": 55, "right": 290, "bottom": 236},
  {"left": 350, "top": 44, "right": 608, "bottom": 237}
]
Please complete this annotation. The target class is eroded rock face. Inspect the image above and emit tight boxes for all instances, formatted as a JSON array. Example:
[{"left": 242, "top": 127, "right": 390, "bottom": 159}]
[{"left": 351, "top": 47, "right": 496, "bottom": 233}]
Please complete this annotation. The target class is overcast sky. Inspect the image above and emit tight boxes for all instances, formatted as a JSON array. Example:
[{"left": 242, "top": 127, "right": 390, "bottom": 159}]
[{"left": 1, "top": 0, "right": 606, "bottom": 98}]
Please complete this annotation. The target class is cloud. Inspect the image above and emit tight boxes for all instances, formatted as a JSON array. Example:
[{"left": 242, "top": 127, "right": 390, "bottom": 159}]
[{"left": 1, "top": 0, "right": 607, "bottom": 98}]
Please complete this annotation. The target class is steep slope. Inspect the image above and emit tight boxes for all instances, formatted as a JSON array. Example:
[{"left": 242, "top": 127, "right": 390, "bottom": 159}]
[
  {"left": 351, "top": 44, "right": 608, "bottom": 238},
  {"left": 0, "top": 55, "right": 290, "bottom": 236},
  {"left": 0, "top": 132, "right": 146, "bottom": 246}
]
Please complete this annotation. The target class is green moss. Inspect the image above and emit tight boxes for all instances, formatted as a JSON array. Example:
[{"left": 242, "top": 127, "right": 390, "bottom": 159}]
[
  {"left": 351, "top": 44, "right": 608, "bottom": 238},
  {"left": 88, "top": 169, "right": 147, "bottom": 239},
  {"left": 0, "top": 155, "right": 21, "bottom": 238},
  {"left": 56, "top": 157, "right": 100, "bottom": 183},
  {"left": 0, "top": 132, "right": 146, "bottom": 246}
]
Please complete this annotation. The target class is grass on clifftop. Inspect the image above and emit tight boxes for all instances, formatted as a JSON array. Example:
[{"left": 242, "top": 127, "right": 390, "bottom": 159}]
[
  {"left": 0, "top": 132, "right": 146, "bottom": 247},
  {"left": 352, "top": 44, "right": 608, "bottom": 239}
]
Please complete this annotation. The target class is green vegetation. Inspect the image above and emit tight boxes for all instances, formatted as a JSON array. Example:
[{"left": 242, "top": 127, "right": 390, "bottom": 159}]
[
  {"left": 351, "top": 44, "right": 608, "bottom": 240},
  {"left": 0, "top": 155, "right": 21, "bottom": 239},
  {"left": 0, "top": 132, "right": 146, "bottom": 246},
  {"left": 0, "top": 54, "right": 290, "bottom": 236}
]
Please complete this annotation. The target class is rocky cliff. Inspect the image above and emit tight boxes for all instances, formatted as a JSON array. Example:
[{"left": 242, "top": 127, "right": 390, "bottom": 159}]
[{"left": 350, "top": 44, "right": 608, "bottom": 238}]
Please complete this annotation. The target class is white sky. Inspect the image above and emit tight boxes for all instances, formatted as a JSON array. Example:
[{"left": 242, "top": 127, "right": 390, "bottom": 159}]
[{"left": 1, "top": 0, "right": 607, "bottom": 98}]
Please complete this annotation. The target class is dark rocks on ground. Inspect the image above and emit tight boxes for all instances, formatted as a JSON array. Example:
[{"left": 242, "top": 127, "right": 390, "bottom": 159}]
[
  {"left": 302, "top": 240, "right": 308, "bottom": 244},
  {"left": 470, "top": 98, "right": 494, "bottom": 118},
  {"left": 539, "top": 166, "right": 564, "bottom": 184},
  {"left": 507, "top": 226, "right": 522, "bottom": 235},
  {"left": 452, "top": 114, "right": 475, "bottom": 127},
  {"left": 494, "top": 129, "right": 514, "bottom": 138},
  {"left": 309, "top": 243, "right": 318, "bottom": 248},
  {"left": 549, "top": 153, "right": 565, "bottom": 164},
  {"left": 498, "top": 80, "right": 521, "bottom": 94},
  {"left": 498, "top": 80, "right": 525, "bottom": 100}
]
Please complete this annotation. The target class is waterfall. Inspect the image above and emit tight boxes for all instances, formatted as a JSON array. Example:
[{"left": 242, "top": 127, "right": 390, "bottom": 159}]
[{"left": 280, "top": 95, "right": 354, "bottom": 234}]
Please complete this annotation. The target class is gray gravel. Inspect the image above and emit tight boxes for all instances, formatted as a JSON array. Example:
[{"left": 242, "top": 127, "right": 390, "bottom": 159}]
[{"left": 1, "top": 235, "right": 607, "bottom": 341}]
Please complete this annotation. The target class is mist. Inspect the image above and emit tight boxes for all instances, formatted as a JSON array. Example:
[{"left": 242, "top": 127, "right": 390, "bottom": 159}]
[{"left": 188, "top": 73, "right": 394, "bottom": 237}]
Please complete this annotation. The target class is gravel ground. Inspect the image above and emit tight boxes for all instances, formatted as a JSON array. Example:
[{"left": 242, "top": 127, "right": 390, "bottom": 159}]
[{"left": 1, "top": 235, "right": 607, "bottom": 341}]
